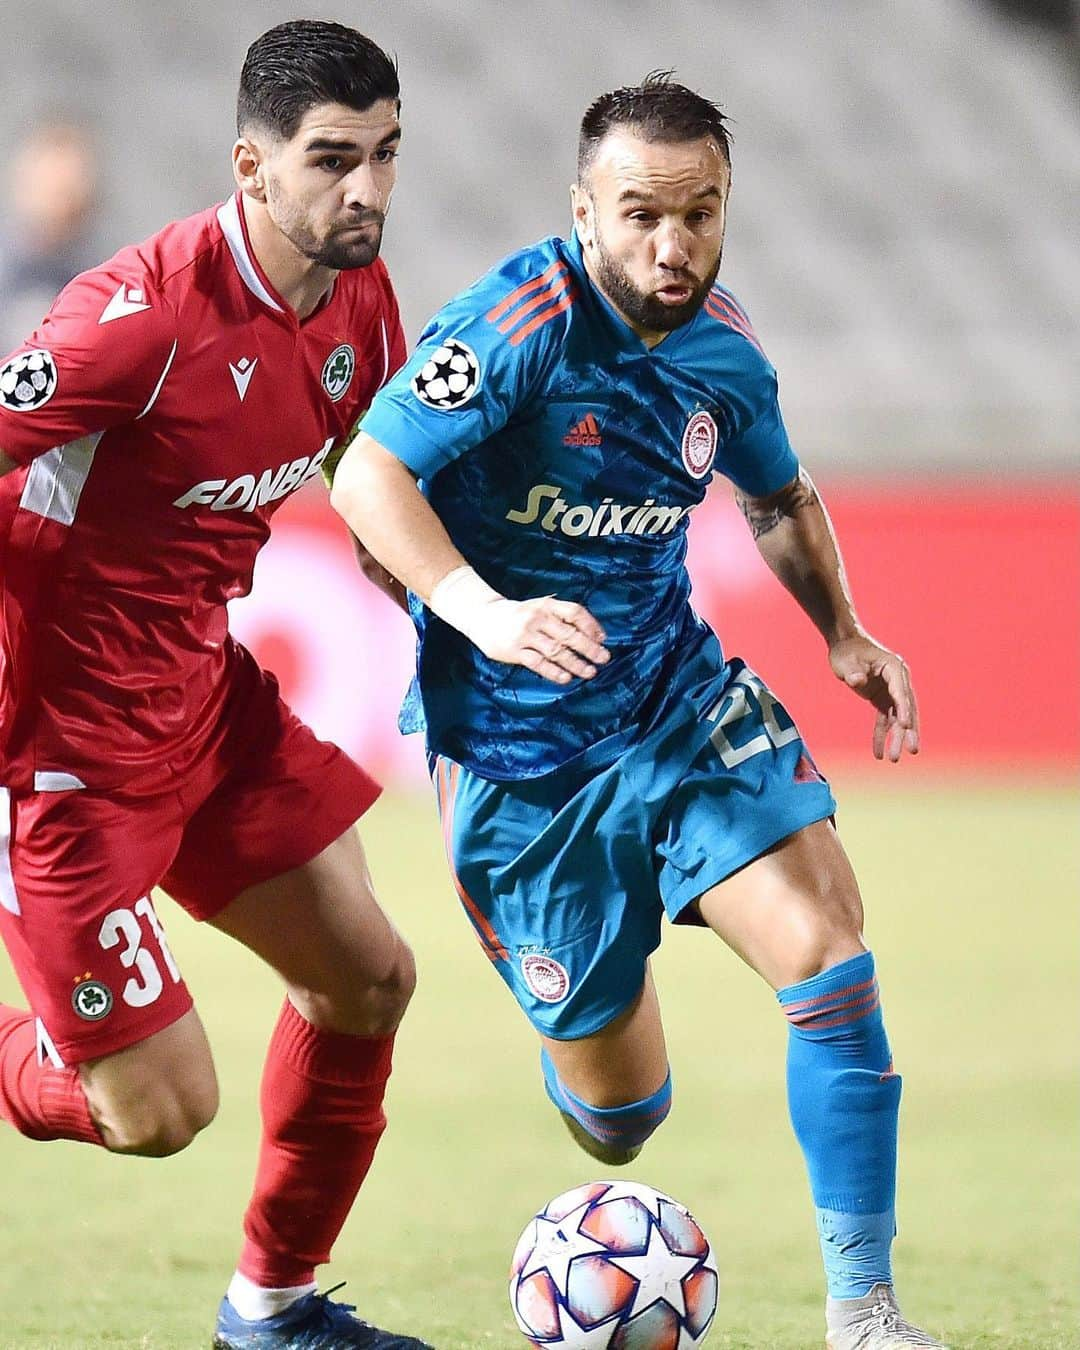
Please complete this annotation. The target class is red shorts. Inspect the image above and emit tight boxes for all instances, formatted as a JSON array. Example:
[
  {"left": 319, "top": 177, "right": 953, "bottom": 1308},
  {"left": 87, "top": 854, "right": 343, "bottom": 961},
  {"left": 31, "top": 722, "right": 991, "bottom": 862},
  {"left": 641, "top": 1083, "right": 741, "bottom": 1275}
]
[{"left": 0, "top": 650, "right": 379, "bottom": 1065}]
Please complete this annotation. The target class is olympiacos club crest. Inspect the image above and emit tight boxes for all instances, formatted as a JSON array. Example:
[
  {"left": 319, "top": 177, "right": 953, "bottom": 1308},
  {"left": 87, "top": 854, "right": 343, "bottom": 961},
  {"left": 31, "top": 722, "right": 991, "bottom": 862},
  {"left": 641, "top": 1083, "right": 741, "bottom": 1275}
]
[
  {"left": 521, "top": 954, "right": 571, "bottom": 1003},
  {"left": 681, "top": 410, "right": 718, "bottom": 479}
]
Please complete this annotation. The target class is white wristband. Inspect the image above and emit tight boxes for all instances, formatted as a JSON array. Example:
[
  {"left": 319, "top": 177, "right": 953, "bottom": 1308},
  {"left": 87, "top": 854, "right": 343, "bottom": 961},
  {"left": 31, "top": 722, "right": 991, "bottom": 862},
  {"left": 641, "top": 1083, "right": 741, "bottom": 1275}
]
[{"left": 428, "top": 565, "right": 504, "bottom": 639}]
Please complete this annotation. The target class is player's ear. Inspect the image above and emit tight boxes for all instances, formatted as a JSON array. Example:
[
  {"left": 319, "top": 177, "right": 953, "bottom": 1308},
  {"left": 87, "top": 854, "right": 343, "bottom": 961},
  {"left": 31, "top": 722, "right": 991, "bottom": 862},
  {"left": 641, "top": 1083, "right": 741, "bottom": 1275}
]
[
  {"left": 232, "top": 137, "right": 267, "bottom": 200},
  {"left": 570, "top": 183, "right": 594, "bottom": 251}
]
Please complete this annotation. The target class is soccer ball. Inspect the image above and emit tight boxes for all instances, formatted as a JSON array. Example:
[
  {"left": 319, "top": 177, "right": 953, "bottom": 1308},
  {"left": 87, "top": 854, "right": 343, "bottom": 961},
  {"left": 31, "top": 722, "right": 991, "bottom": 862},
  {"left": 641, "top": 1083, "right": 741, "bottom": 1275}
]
[{"left": 509, "top": 1180, "right": 718, "bottom": 1348}]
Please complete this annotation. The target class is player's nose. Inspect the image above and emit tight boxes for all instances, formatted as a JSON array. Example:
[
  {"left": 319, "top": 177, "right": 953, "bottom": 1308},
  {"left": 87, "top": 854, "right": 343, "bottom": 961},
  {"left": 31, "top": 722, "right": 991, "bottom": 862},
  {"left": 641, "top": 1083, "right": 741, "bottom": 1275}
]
[
  {"left": 342, "top": 165, "right": 387, "bottom": 212},
  {"left": 654, "top": 222, "right": 691, "bottom": 269}
]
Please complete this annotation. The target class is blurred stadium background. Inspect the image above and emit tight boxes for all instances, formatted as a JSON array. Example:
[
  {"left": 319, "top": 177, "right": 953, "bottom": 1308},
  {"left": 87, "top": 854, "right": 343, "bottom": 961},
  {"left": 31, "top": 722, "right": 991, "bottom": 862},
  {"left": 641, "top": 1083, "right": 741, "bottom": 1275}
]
[
  {"left": 0, "top": 3, "right": 1077, "bottom": 1347},
  {"left": 6, "top": 0, "right": 1077, "bottom": 785}
]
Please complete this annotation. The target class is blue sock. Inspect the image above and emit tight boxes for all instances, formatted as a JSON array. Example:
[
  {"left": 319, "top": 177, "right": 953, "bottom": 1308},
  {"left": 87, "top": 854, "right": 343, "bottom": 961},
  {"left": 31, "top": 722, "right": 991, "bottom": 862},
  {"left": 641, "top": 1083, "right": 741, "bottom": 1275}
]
[
  {"left": 777, "top": 951, "right": 901, "bottom": 1298},
  {"left": 540, "top": 1048, "right": 672, "bottom": 1150}
]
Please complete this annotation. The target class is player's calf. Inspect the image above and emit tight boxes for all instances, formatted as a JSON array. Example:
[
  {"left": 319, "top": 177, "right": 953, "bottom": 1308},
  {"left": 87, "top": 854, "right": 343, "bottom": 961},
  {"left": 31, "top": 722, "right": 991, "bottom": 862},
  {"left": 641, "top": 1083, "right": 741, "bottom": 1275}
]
[
  {"left": 778, "top": 952, "right": 901, "bottom": 1298},
  {"left": 540, "top": 1049, "right": 671, "bottom": 1165}
]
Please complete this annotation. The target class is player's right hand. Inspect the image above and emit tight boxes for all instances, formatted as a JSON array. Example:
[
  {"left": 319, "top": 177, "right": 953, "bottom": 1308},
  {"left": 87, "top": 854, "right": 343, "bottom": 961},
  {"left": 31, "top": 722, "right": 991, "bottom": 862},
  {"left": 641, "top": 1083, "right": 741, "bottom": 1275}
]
[{"left": 469, "top": 594, "right": 610, "bottom": 684}]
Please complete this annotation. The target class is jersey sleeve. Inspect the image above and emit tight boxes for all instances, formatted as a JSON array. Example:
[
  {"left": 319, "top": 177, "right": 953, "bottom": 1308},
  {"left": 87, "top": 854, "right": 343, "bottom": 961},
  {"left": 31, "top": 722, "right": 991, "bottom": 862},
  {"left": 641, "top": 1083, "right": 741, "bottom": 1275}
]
[
  {"left": 361, "top": 279, "right": 548, "bottom": 479},
  {"left": 721, "top": 364, "right": 799, "bottom": 497},
  {"left": 707, "top": 290, "right": 799, "bottom": 497},
  {"left": 0, "top": 264, "right": 178, "bottom": 465}
]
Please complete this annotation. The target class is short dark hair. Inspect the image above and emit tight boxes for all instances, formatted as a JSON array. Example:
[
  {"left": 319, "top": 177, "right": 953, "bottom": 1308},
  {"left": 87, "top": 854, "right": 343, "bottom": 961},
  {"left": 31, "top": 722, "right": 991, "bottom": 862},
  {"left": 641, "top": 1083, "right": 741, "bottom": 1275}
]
[
  {"left": 237, "top": 20, "right": 399, "bottom": 140},
  {"left": 578, "top": 72, "right": 731, "bottom": 181}
]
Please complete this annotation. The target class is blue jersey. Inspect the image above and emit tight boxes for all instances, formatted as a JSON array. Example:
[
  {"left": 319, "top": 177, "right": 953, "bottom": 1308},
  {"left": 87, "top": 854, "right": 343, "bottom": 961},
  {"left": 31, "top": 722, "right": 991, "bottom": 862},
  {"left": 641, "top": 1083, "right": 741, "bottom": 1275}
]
[{"left": 362, "top": 230, "right": 799, "bottom": 780}]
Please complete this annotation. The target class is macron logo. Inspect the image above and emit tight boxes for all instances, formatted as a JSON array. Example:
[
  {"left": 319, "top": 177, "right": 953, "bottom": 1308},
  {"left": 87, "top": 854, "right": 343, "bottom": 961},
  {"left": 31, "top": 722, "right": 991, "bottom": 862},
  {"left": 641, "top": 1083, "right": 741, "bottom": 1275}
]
[
  {"left": 98, "top": 283, "right": 151, "bottom": 325},
  {"left": 229, "top": 356, "right": 258, "bottom": 402}
]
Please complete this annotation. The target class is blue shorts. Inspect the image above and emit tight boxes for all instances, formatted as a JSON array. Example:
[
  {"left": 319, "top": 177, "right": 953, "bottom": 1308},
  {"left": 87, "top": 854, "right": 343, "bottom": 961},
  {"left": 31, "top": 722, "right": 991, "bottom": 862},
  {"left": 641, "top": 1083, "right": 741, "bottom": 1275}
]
[{"left": 433, "top": 654, "right": 836, "bottom": 1040}]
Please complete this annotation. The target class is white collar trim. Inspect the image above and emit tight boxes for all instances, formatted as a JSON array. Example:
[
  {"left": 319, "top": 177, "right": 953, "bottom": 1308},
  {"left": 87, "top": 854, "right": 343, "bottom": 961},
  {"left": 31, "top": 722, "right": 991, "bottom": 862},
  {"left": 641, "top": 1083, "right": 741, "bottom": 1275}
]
[{"left": 216, "top": 196, "right": 285, "bottom": 313}]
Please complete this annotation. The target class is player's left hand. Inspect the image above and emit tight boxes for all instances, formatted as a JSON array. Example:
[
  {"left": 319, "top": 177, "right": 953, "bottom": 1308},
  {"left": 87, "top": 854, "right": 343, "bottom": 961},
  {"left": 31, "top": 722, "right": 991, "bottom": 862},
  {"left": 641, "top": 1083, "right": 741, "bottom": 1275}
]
[{"left": 828, "top": 635, "right": 920, "bottom": 762}]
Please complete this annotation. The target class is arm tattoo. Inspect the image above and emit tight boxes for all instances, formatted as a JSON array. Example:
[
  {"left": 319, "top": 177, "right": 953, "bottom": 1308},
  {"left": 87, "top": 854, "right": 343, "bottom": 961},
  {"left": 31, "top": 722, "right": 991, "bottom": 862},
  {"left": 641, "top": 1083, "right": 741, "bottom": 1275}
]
[{"left": 735, "top": 469, "right": 818, "bottom": 540}]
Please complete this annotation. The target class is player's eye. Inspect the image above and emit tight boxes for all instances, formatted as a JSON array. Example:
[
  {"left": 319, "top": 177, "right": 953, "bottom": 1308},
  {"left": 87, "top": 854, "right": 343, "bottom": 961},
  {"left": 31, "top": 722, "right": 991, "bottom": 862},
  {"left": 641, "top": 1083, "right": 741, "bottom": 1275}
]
[
  {"left": 316, "top": 156, "right": 344, "bottom": 172},
  {"left": 373, "top": 147, "right": 399, "bottom": 164}
]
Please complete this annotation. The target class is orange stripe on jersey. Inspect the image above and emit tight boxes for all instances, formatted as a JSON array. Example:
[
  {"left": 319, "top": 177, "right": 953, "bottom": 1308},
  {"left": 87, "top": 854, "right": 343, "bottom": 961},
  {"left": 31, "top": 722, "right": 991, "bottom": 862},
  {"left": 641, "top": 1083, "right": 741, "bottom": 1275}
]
[
  {"left": 705, "top": 291, "right": 765, "bottom": 355},
  {"left": 705, "top": 291, "right": 759, "bottom": 342},
  {"left": 713, "top": 287, "right": 753, "bottom": 328},
  {"left": 496, "top": 270, "right": 574, "bottom": 336},
  {"left": 485, "top": 260, "right": 568, "bottom": 324},
  {"left": 507, "top": 288, "right": 577, "bottom": 347},
  {"left": 436, "top": 759, "right": 509, "bottom": 963}
]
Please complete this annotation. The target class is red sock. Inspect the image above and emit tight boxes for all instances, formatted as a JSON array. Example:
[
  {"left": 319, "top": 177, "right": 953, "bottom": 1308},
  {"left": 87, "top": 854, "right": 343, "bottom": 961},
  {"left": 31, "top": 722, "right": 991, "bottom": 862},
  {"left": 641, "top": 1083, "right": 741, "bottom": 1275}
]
[
  {"left": 0, "top": 1004, "right": 103, "bottom": 1144},
  {"left": 238, "top": 999, "right": 393, "bottom": 1288}
]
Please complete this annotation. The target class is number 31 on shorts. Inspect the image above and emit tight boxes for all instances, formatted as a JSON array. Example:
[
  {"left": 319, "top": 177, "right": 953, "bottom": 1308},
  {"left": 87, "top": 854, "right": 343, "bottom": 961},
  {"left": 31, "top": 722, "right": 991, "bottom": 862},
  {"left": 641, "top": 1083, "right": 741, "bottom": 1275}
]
[
  {"left": 98, "top": 898, "right": 181, "bottom": 1009},
  {"left": 705, "top": 667, "right": 800, "bottom": 769}
]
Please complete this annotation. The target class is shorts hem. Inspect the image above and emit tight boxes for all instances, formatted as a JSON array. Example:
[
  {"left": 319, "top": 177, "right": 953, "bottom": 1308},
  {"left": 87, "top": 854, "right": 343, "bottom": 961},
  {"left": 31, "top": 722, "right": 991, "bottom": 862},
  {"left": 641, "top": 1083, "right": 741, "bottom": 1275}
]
[
  {"left": 663, "top": 787, "right": 837, "bottom": 922},
  {"left": 52, "top": 988, "right": 195, "bottom": 1066},
  {"left": 524, "top": 984, "right": 645, "bottom": 1042},
  {"left": 182, "top": 780, "right": 381, "bottom": 922}
]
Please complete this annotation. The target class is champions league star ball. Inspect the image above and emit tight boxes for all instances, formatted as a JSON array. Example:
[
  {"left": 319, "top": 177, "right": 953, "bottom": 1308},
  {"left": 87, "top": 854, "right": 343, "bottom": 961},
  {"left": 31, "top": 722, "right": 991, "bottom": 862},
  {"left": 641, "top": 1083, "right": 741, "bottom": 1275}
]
[
  {"left": 509, "top": 1180, "right": 718, "bottom": 1348},
  {"left": 410, "top": 337, "right": 480, "bottom": 410}
]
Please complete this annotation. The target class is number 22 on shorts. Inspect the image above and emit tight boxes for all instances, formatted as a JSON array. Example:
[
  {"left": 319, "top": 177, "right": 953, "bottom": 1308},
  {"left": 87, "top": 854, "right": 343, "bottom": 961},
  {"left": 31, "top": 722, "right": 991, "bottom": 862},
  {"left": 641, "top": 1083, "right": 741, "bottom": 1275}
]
[{"left": 705, "top": 667, "right": 800, "bottom": 768}]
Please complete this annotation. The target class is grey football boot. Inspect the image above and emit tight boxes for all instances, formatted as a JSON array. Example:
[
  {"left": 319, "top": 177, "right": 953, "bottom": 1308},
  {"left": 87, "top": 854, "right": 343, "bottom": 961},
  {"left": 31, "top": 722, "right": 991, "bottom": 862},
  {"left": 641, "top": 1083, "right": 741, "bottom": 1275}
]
[
  {"left": 825, "top": 1284, "right": 949, "bottom": 1349},
  {"left": 557, "top": 1110, "right": 643, "bottom": 1167}
]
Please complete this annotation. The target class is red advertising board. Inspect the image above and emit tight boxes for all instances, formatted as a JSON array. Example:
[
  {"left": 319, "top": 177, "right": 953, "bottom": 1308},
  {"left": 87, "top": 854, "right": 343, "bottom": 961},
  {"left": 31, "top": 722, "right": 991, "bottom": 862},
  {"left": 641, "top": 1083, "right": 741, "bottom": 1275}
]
[{"left": 228, "top": 480, "right": 1079, "bottom": 784}]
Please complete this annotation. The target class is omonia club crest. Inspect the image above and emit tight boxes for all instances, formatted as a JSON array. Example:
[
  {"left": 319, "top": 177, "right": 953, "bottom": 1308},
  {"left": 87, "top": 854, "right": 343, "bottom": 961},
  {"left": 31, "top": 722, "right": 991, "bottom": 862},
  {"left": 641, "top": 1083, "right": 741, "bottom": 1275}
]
[
  {"left": 682, "top": 410, "right": 718, "bottom": 479},
  {"left": 322, "top": 344, "right": 355, "bottom": 402},
  {"left": 71, "top": 979, "right": 113, "bottom": 1021}
]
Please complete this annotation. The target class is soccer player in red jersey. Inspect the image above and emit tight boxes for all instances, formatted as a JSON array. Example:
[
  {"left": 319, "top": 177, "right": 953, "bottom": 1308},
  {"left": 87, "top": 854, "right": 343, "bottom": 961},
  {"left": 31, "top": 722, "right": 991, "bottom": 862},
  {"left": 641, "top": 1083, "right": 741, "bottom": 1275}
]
[{"left": 0, "top": 21, "right": 432, "bottom": 1350}]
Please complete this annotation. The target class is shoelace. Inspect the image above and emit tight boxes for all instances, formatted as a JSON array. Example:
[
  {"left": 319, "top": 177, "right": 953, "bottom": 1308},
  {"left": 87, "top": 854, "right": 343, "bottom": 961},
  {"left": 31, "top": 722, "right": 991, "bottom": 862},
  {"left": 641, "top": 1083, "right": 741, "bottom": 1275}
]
[
  {"left": 865, "top": 1301, "right": 942, "bottom": 1346},
  {"left": 312, "top": 1283, "right": 361, "bottom": 1326}
]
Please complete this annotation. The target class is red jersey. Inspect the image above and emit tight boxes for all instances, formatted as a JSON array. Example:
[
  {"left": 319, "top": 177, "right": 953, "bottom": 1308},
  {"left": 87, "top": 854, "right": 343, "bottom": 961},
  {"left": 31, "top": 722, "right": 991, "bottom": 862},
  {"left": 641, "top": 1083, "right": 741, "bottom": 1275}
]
[{"left": 0, "top": 192, "right": 406, "bottom": 792}]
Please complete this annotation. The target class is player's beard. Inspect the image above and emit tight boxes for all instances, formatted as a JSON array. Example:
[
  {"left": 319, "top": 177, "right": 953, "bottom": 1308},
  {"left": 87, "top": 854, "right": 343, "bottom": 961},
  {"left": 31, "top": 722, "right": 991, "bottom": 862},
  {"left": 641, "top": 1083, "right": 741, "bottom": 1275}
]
[
  {"left": 592, "top": 234, "right": 721, "bottom": 334},
  {"left": 291, "top": 214, "right": 385, "bottom": 270},
  {"left": 268, "top": 183, "right": 385, "bottom": 270}
]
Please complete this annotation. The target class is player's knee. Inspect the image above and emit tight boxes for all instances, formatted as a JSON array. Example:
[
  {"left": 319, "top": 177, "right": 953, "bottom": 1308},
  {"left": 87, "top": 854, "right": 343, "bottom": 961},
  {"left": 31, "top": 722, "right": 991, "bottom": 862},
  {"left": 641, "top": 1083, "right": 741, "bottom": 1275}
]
[
  {"left": 546, "top": 1057, "right": 673, "bottom": 1162},
  {"left": 361, "top": 936, "right": 417, "bottom": 1031},
  {"left": 99, "top": 1078, "right": 218, "bottom": 1157},
  {"left": 297, "top": 934, "right": 417, "bottom": 1036}
]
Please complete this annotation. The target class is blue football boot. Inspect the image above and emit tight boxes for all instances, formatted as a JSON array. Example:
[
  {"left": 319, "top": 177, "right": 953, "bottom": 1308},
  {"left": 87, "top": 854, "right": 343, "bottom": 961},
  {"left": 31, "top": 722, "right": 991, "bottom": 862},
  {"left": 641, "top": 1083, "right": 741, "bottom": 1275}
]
[{"left": 212, "top": 1284, "right": 435, "bottom": 1348}]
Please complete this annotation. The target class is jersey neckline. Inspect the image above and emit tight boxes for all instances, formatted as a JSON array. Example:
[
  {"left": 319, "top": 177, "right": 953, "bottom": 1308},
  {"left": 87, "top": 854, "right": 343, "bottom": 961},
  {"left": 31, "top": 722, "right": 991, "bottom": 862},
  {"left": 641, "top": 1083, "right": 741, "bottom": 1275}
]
[
  {"left": 217, "top": 193, "right": 338, "bottom": 329},
  {"left": 562, "top": 229, "right": 704, "bottom": 361}
]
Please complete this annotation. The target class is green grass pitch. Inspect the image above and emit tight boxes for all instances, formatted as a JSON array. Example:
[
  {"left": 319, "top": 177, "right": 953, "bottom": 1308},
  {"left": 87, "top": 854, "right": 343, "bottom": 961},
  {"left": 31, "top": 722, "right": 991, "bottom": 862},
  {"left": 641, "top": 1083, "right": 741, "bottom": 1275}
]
[{"left": 0, "top": 783, "right": 1076, "bottom": 1348}]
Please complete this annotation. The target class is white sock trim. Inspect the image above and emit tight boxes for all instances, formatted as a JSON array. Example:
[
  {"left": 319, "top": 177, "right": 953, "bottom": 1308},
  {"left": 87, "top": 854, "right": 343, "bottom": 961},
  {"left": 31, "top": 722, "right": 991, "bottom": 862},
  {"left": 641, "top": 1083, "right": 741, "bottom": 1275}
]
[{"left": 226, "top": 1271, "right": 318, "bottom": 1321}]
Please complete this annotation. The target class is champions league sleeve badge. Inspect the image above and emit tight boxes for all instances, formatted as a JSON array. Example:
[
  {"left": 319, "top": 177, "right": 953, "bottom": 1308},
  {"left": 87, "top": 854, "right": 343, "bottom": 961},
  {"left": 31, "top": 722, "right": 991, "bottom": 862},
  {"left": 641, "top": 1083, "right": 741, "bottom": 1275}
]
[
  {"left": 411, "top": 338, "right": 480, "bottom": 411},
  {"left": 0, "top": 350, "right": 59, "bottom": 412}
]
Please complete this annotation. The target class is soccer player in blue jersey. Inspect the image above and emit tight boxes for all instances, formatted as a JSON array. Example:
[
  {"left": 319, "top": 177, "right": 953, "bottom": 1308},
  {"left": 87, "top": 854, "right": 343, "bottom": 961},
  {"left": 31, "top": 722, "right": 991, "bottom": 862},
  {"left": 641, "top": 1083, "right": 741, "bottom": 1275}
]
[{"left": 330, "top": 75, "right": 947, "bottom": 1349}]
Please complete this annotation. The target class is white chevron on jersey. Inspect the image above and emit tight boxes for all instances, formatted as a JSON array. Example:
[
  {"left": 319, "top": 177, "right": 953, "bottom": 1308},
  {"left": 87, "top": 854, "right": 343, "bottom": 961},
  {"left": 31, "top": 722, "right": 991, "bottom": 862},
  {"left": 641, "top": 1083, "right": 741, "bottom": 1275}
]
[{"left": 98, "top": 283, "right": 151, "bottom": 325}]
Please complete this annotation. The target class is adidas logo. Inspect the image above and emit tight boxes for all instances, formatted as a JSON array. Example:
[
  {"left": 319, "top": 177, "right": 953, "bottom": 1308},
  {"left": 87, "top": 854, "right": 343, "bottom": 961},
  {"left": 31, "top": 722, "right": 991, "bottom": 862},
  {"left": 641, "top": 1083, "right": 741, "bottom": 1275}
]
[{"left": 563, "top": 412, "right": 602, "bottom": 447}]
